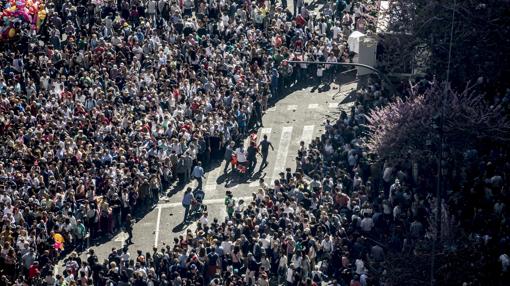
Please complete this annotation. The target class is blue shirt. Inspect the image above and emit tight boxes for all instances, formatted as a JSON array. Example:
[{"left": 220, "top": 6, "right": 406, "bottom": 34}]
[
  {"left": 192, "top": 166, "right": 204, "bottom": 178},
  {"left": 182, "top": 192, "right": 193, "bottom": 206}
]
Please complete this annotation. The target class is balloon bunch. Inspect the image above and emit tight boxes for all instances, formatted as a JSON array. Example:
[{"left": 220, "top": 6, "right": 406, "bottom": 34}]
[
  {"left": 0, "top": 0, "right": 47, "bottom": 41},
  {"left": 53, "top": 233, "right": 65, "bottom": 251}
]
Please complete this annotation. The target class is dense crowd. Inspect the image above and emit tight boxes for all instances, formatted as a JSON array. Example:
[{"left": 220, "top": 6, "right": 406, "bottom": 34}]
[
  {"left": 0, "top": 0, "right": 384, "bottom": 284},
  {"left": 2, "top": 0, "right": 508, "bottom": 285}
]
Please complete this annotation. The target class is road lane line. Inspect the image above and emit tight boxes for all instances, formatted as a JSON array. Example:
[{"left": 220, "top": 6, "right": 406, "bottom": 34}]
[
  {"left": 308, "top": 103, "right": 319, "bottom": 109},
  {"left": 154, "top": 206, "right": 162, "bottom": 247},
  {"left": 259, "top": 128, "right": 272, "bottom": 141},
  {"left": 287, "top": 105, "right": 297, "bottom": 110},
  {"left": 300, "top": 125, "right": 315, "bottom": 146},
  {"left": 204, "top": 163, "right": 223, "bottom": 191},
  {"left": 271, "top": 126, "right": 293, "bottom": 184},
  {"left": 328, "top": 103, "right": 339, "bottom": 108}
]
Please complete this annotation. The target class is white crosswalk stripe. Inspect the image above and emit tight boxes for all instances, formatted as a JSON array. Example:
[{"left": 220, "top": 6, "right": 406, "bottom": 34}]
[
  {"left": 271, "top": 126, "right": 293, "bottom": 184},
  {"left": 287, "top": 105, "right": 298, "bottom": 111},
  {"left": 259, "top": 128, "right": 272, "bottom": 141},
  {"left": 248, "top": 181, "right": 260, "bottom": 187},
  {"left": 299, "top": 125, "right": 315, "bottom": 146},
  {"left": 243, "top": 136, "right": 250, "bottom": 149},
  {"left": 204, "top": 164, "right": 222, "bottom": 191},
  {"left": 308, "top": 103, "right": 319, "bottom": 109}
]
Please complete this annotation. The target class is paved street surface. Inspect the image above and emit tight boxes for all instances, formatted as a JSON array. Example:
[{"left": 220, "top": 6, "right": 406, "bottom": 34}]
[{"left": 79, "top": 77, "right": 358, "bottom": 261}]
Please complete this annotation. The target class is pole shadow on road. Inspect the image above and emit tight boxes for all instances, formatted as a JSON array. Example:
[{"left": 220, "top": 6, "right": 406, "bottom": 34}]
[{"left": 172, "top": 221, "right": 190, "bottom": 233}]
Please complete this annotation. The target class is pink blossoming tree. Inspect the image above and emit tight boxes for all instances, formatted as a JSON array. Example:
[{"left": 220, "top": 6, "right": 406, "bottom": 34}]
[{"left": 363, "top": 81, "right": 510, "bottom": 163}]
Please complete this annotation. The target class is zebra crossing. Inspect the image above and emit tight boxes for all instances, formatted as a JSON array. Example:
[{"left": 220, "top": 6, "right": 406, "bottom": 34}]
[
  {"left": 288, "top": 102, "right": 339, "bottom": 110},
  {"left": 195, "top": 95, "right": 354, "bottom": 195},
  {"left": 201, "top": 123, "right": 321, "bottom": 191},
  {"left": 280, "top": 103, "right": 339, "bottom": 111},
  {"left": 270, "top": 126, "right": 294, "bottom": 184}
]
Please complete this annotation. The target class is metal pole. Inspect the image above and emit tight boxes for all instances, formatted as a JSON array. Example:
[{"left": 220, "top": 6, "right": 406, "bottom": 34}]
[
  {"left": 286, "top": 60, "right": 397, "bottom": 96},
  {"left": 430, "top": 1, "right": 456, "bottom": 285},
  {"left": 430, "top": 123, "right": 443, "bottom": 286}
]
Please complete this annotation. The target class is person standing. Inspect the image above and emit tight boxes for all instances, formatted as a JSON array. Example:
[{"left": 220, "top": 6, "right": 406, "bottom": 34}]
[
  {"left": 234, "top": 145, "right": 248, "bottom": 174},
  {"left": 258, "top": 134, "right": 274, "bottom": 171},
  {"left": 182, "top": 187, "right": 194, "bottom": 223},
  {"left": 183, "top": 151, "right": 193, "bottom": 183},
  {"left": 225, "top": 191, "right": 235, "bottom": 218},
  {"left": 125, "top": 214, "right": 134, "bottom": 245},
  {"left": 74, "top": 220, "right": 87, "bottom": 252},
  {"left": 294, "top": 0, "right": 304, "bottom": 17},
  {"left": 223, "top": 141, "right": 235, "bottom": 173},
  {"left": 192, "top": 161, "right": 205, "bottom": 190},
  {"left": 253, "top": 99, "right": 263, "bottom": 128},
  {"left": 147, "top": 0, "right": 157, "bottom": 26},
  {"left": 281, "top": 0, "right": 288, "bottom": 10},
  {"left": 247, "top": 142, "right": 259, "bottom": 173}
]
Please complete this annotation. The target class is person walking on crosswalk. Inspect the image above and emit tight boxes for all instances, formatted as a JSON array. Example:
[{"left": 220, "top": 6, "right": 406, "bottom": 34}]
[
  {"left": 223, "top": 141, "right": 235, "bottom": 173},
  {"left": 182, "top": 187, "right": 194, "bottom": 223},
  {"left": 192, "top": 161, "right": 205, "bottom": 190},
  {"left": 247, "top": 142, "right": 260, "bottom": 173},
  {"left": 258, "top": 134, "right": 274, "bottom": 171}
]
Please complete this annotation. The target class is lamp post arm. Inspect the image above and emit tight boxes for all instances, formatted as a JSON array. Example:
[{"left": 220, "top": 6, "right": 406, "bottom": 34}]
[{"left": 286, "top": 60, "right": 396, "bottom": 96}]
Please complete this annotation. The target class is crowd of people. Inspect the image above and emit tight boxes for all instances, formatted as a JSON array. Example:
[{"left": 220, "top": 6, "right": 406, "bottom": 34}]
[
  {"left": 2, "top": 0, "right": 508, "bottom": 285},
  {"left": 0, "top": 0, "right": 386, "bottom": 284}
]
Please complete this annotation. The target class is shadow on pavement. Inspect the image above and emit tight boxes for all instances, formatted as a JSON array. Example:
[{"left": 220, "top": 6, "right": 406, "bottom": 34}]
[
  {"left": 340, "top": 90, "right": 359, "bottom": 104},
  {"left": 172, "top": 221, "right": 190, "bottom": 233}
]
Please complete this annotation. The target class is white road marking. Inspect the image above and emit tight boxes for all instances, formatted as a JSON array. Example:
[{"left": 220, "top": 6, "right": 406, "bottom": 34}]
[
  {"left": 204, "top": 162, "right": 223, "bottom": 192},
  {"left": 287, "top": 105, "right": 297, "bottom": 110},
  {"left": 159, "top": 196, "right": 252, "bottom": 209},
  {"left": 204, "top": 185, "right": 216, "bottom": 191},
  {"left": 114, "top": 232, "right": 128, "bottom": 248},
  {"left": 300, "top": 125, "right": 315, "bottom": 146},
  {"left": 308, "top": 103, "right": 319, "bottom": 109},
  {"left": 328, "top": 103, "right": 339, "bottom": 108},
  {"left": 271, "top": 126, "right": 293, "bottom": 183},
  {"left": 154, "top": 206, "right": 162, "bottom": 247},
  {"left": 259, "top": 128, "right": 272, "bottom": 141}
]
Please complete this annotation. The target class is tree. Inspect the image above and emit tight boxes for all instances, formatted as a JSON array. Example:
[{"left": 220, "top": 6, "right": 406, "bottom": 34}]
[
  {"left": 363, "top": 81, "right": 510, "bottom": 164},
  {"left": 379, "top": 0, "right": 510, "bottom": 90}
]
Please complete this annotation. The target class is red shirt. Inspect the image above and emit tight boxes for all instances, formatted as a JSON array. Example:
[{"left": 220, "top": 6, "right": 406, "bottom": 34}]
[
  {"left": 296, "top": 15, "right": 306, "bottom": 27},
  {"left": 28, "top": 265, "right": 40, "bottom": 279}
]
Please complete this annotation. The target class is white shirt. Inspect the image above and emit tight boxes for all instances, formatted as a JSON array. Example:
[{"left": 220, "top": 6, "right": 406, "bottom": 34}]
[
  {"left": 360, "top": 217, "right": 374, "bottom": 232},
  {"left": 235, "top": 148, "right": 247, "bottom": 163},
  {"left": 321, "top": 238, "right": 333, "bottom": 252},
  {"left": 147, "top": 1, "right": 157, "bottom": 13},
  {"left": 355, "top": 259, "right": 365, "bottom": 274},
  {"left": 221, "top": 240, "right": 232, "bottom": 255},
  {"left": 286, "top": 268, "right": 294, "bottom": 282},
  {"left": 279, "top": 255, "right": 288, "bottom": 268},
  {"left": 332, "top": 26, "right": 342, "bottom": 39},
  {"left": 500, "top": 254, "right": 509, "bottom": 272},
  {"left": 199, "top": 215, "right": 209, "bottom": 226}
]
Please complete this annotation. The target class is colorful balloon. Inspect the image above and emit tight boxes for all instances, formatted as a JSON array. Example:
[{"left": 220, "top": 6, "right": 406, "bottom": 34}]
[
  {"left": 7, "top": 27, "right": 15, "bottom": 38},
  {"left": 53, "top": 242, "right": 64, "bottom": 250},
  {"left": 54, "top": 233, "right": 65, "bottom": 243}
]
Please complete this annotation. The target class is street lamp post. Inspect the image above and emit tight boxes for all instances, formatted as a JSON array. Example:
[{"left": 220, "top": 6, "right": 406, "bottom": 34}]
[{"left": 286, "top": 61, "right": 397, "bottom": 96}]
